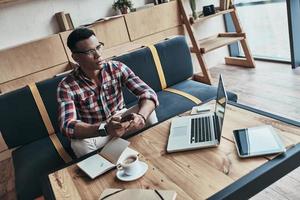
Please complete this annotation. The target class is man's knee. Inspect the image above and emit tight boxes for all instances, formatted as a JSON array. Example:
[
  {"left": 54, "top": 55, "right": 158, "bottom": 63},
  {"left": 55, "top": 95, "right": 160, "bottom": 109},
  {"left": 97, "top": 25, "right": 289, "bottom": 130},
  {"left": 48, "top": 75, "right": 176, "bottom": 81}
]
[{"left": 71, "top": 138, "right": 96, "bottom": 158}]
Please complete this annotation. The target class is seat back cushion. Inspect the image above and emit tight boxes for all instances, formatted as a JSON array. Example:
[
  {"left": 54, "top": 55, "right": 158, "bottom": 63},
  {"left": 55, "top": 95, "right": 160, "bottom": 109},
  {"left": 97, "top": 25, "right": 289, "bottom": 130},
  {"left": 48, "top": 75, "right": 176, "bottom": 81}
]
[
  {"left": 36, "top": 75, "right": 75, "bottom": 157},
  {"left": 155, "top": 36, "right": 193, "bottom": 87},
  {"left": 0, "top": 87, "right": 49, "bottom": 148},
  {"left": 0, "top": 74, "right": 75, "bottom": 158},
  {"left": 114, "top": 36, "right": 193, "bottom": 106},
  {"left": 114, "top": 47, "right": 161, "bottom": 105},
  {"left": 114, "top": 47, "right": 161, "bottom": 93}
]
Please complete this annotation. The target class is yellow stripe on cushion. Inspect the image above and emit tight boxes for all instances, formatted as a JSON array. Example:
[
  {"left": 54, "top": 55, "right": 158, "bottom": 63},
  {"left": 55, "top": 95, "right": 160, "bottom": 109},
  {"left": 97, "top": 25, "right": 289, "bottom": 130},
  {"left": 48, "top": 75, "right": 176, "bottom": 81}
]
[
  {"left": 29, "top": 83, "right": 72, "bottom": 163},
  {"left": 147, "top": 44, "right": 201, "bottom": 105},
  {"left": 29, "top": 83, "right": 55, "bottom": 135},
  {"left": 49, "top": 134, "right": 72, "bottom": 163},
  {"left": 164, "top": 88, "right": 202, "bottom": 105},
  {"left": 147, "top": 45, "right": 167, "bottom": 89}
]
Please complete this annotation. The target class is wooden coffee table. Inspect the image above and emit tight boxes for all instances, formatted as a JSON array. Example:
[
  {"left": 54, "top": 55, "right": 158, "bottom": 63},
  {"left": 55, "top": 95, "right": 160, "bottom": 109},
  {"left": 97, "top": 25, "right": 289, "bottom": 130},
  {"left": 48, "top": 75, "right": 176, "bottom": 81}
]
[{"left": 45, "top": 102, "right": 300, "bottom": 200}]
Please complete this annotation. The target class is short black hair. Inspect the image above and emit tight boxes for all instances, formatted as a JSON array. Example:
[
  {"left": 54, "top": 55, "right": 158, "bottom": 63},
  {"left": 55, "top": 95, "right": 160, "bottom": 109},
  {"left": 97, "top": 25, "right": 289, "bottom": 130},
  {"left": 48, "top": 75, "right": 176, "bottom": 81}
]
[{"left": 67, "top": 27, "right": 96, "bottom": 52}]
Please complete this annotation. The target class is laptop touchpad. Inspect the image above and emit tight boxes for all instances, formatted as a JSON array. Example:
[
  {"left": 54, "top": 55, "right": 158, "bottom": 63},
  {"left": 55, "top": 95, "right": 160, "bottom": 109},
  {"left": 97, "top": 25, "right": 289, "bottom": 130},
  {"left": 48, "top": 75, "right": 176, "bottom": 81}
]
[{"left": 173, "top": 126, "right": 187, "bottom": 137}]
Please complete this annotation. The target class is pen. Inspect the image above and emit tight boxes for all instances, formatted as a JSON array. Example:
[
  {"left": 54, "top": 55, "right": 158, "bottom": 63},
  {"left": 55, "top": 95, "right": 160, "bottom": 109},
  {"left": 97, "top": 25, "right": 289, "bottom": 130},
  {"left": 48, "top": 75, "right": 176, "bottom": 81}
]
[{"left": 197, "top": 109, "right": 210, "bottom": 113}]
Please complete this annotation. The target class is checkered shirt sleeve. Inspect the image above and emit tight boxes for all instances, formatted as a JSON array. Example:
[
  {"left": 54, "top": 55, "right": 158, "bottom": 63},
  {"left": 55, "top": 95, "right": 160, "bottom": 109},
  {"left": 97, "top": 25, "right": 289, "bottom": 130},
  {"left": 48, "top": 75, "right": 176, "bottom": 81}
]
[{"left": 116, "top": 61, "right": 159, "bottom": 107}]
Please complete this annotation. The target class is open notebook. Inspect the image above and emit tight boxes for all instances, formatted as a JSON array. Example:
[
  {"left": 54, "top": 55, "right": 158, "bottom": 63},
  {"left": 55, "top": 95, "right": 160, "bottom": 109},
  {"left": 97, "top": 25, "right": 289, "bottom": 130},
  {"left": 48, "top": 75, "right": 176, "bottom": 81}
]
[{"left": 77, "top": 138, "right": 138, "bottom": 179}]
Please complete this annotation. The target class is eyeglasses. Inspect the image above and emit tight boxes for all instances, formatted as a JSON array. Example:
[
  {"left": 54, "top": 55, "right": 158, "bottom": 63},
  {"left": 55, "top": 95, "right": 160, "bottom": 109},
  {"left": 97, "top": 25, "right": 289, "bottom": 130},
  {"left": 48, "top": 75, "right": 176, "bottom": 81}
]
[{"left": 73, "top": 42, "right": 104, "bottom": 56}]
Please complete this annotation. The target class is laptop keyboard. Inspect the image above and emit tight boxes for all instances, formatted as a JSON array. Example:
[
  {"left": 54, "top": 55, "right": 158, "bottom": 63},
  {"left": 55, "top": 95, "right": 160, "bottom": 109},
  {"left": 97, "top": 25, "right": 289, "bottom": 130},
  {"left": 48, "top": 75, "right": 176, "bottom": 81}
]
[{"left": 190, "top": 116, "right": 212, "bottom": 143}]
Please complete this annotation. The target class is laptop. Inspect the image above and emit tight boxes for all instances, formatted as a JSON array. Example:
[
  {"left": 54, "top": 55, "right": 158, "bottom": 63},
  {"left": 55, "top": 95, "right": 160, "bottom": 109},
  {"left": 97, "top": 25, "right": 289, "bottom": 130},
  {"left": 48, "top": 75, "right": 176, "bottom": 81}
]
[{"left": 167, "top": 75, "right": 228, "bottom": 153}]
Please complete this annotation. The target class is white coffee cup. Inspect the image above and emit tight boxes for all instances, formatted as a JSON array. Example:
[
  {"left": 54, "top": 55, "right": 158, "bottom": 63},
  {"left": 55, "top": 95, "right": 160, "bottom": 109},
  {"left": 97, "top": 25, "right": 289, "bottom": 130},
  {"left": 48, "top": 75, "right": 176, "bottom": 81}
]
[{"left": 117, "top": 155, "right": 140, "bottom": 176}]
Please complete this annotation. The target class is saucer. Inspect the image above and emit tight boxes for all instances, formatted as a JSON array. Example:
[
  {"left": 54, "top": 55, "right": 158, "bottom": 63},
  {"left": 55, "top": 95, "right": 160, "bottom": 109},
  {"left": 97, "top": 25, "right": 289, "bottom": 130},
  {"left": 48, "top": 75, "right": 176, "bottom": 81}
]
[{"left": 116, "top": 161, "right": 148, "bottom": 182}]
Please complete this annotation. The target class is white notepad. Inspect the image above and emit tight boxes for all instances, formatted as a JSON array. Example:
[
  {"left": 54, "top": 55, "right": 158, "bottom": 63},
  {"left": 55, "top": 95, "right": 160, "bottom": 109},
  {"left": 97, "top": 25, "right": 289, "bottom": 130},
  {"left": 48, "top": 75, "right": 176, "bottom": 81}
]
[{"left": 77, "top": 138, "right": 138, "bottom": 179}]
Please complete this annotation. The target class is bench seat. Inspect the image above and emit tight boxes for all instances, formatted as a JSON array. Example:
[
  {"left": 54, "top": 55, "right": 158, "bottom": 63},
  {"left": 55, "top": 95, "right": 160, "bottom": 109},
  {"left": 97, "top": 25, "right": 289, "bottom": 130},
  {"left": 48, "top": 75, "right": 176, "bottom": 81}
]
[{"left": 0, "top": 36, "right": 237, "bottom": 199}]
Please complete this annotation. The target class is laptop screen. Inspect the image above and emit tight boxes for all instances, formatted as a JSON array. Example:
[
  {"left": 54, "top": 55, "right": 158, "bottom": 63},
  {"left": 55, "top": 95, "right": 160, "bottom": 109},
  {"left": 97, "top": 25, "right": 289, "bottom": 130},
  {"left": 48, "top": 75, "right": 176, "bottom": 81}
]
[{"left": 214, "top": 75, "right": 228, "bottom": 142}]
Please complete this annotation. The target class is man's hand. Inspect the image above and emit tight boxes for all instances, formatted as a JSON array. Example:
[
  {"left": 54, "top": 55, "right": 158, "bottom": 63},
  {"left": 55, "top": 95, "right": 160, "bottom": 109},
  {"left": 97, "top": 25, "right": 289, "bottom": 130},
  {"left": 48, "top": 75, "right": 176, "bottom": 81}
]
[
  {"left": 125, "top": 113, "right": 146, "bottom": 133},
  {"left": 106, "top": 113, "right": 146, "bottom": 137},
  {"left": 105, "top": 116, "right": 131, "bottom": 137}
]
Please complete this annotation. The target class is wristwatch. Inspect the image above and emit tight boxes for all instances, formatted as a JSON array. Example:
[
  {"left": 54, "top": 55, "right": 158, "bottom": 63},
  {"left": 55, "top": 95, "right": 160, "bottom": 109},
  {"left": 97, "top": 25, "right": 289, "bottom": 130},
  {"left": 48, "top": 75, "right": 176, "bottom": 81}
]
[
  {"left": 98, "top": 123, "right": 108, "bottom": 137},
  {"left": 136, "top": 113, "right": 147, "bottom": 123}
]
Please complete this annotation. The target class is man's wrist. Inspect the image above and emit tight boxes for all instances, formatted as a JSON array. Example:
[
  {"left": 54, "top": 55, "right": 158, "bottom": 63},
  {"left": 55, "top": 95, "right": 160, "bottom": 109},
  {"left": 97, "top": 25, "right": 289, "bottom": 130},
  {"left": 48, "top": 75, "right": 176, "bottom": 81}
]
[
  {"left": 136, "top": 113, "right": 147, "bottom": 123},
  {"left": 98, "top": 123, "right": 108, "bottom": 137}
]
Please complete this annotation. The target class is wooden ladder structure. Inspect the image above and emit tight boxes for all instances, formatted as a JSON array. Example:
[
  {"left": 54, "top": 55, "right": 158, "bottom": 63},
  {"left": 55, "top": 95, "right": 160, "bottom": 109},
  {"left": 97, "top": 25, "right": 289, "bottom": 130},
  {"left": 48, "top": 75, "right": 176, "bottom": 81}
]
[
  {"left": 52, "top": 0, "right": 255, "bottom": 88},
  {"left": 178, "top": 0, "right": 255, "bottom": 85}
]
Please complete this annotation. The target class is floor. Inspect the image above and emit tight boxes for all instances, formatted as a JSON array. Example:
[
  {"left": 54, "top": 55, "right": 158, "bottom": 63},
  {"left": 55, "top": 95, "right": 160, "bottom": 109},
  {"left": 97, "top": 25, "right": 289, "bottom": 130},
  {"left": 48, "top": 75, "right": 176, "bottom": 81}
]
[
  {"left": 0, "top": 60, "right": 300, "bottom": 199},
  {"left": 209, "top": 60, "right": 300, "bottom": 200}
]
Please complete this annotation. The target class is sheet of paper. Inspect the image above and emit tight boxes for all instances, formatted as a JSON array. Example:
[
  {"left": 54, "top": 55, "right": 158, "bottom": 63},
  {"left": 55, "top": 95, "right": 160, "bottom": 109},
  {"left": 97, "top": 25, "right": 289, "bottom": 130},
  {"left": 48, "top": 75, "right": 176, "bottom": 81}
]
[
  {"left": 77, "top": 154, "right": 115, "bottom": 179},
  {"left": 191, "top": 104, "right": 212, "bottom": 115},
  {"left": 100, "top": 137, "right": 130, "bottom": 164}
]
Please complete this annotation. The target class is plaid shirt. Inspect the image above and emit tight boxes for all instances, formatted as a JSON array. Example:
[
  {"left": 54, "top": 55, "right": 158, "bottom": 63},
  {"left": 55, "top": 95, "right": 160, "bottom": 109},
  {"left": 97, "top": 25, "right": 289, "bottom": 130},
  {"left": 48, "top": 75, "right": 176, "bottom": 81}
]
[{"left": 57, "top": 60, "right": 158, "bottom": 138}]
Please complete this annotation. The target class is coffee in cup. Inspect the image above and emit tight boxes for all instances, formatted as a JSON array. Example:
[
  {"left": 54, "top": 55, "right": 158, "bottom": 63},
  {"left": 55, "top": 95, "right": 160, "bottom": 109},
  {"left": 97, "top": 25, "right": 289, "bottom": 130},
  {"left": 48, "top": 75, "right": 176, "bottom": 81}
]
[
  {"left": 124, "top": 156, "right": 137, "bottom": 165},
  {"left": 117, "top": 154, "right": 140, "bottom": 176}
]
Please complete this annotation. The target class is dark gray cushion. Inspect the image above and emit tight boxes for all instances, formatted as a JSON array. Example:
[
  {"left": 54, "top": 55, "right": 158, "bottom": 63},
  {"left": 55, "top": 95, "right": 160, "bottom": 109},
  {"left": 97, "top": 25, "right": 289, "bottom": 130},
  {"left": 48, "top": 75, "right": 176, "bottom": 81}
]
[
  {"left": 154, "top": 36, "right": 193, "bottom": 87},
  {"left": 12, "top": 137, "right": 65, "bottom": 200},
  {"left": 155, "top": 80, "right": 238, "bottom": 121},
  {"left": 168, "top": 79, "right": 237, "bottom": 103},
  {"left": 0, "top": 87, "right": 49, "bottom": 148},
  {"left": 36, "top": 75, "right": 64, "bottom": 134},
  {"left": 116, "top": 36, "right": 194, "bottom": 106},
  {"left": 36, "top": 75, "right": 75, "bottom": 157},
  {"left": 114, "top": 47, "right": 162, "bottom": 93}
]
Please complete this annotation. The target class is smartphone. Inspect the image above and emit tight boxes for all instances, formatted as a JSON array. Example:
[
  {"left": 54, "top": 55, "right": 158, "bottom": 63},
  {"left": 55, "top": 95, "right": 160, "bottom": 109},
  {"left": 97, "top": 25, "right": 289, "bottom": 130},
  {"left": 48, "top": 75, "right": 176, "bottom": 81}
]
[
  {"left": 233, "top": 125, "right": 286, "bottom": 158},
  {"left": 120, "top": 113, "right": 134, "bottom": 123}
]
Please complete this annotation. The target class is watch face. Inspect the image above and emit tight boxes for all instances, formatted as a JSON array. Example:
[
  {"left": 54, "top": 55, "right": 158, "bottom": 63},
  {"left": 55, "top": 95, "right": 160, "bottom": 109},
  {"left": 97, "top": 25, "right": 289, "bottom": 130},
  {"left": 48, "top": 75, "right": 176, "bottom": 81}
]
[
  {"left": 98, "top": 124, "right": 107, "bottom": 137},
  {"left": 98, "top": 128, "right": 107, "bottom": 137}
]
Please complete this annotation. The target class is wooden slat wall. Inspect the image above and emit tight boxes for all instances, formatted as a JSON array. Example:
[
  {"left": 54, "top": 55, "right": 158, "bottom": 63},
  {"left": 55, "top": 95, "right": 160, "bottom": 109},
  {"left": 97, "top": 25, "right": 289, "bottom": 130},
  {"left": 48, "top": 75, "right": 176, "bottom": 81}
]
[
  {"left": 124, "top": 0, "right": 182, "bottom": 41},
  {"left": 0, "top": 1, "right": 184, "bottom": 95},
  {"left": 59, "top": 30, "right": 73, "bottom": 62},
  {"left": 0, "top": 0, "right": 17, "bottom": 4},
  {"left": 0, "top": 62, "right": 71, "bottom": 94},
  {"left": 0, "top": 34, "right": 68, "bottom": 84},
  {"left": 60, "top": 17, "right": 131, "bottom": 63},
  {"left": 91, "top": 17, "right": 130, "bottom": 48},
  {"left": 132, "top": 26, "right": 184, "bottom": 45},
  {"left": 101, "top": 26, "right": 184, "bottom": 59}
]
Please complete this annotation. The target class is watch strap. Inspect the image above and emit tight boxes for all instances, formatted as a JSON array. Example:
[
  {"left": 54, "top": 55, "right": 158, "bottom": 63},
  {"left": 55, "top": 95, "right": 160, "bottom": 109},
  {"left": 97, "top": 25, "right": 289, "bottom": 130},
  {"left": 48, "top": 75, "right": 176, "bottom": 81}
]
[{"left": 136, "top": 113, "right": 147, "bottom": 123}]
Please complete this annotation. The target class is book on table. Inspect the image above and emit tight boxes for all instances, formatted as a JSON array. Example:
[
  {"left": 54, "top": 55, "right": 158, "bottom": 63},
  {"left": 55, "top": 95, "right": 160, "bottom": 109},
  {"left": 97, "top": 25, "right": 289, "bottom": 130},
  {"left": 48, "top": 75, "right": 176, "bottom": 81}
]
[
  {"left": 77, "top": 137, "right": 138, "bottom": 179},
  {"left": 99, "top": 188, "right": 177, "bottom": 200}
]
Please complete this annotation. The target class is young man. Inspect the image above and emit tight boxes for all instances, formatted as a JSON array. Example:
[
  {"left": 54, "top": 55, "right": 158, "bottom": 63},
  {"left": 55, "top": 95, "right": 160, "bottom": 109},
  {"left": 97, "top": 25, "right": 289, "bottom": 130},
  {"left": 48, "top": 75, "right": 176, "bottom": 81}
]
[{"left": 57, "top": 28, "right": 158, "bottom": 158}]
